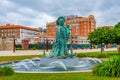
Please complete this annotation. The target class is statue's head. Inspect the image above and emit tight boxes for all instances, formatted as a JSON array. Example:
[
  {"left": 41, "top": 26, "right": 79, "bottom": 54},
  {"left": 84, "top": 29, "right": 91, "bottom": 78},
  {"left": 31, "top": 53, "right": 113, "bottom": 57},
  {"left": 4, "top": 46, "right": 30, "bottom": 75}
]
[{"left": 56, "top": 16, "right": 65, "bottom": 26}]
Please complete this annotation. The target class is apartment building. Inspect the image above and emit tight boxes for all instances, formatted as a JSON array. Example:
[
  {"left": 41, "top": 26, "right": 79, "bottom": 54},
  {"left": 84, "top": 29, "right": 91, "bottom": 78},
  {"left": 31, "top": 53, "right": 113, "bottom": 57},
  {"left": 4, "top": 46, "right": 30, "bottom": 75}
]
[
  {"left": 0, "top": 24, "right": 41, "bottom": 43},
  {"left": 45, "top": 14, "right": 96, "bottom": 44}
]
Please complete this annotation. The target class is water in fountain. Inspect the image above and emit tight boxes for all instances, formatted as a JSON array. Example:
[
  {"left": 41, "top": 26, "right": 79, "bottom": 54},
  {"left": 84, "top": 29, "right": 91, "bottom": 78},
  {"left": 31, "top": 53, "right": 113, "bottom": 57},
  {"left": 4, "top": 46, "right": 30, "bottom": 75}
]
[
  {"left": 12, "top": 61, "right": 29, "bottom": 70},
  {"left": 49, "top": 61, "right": 67, "bottom": 70},
  {"left": 21, "top": 59, "right": 36, "bottom": 66},
  {"left": 0, "top": 57, "right": 102, "bottom": 72},
  {"left": 12, "top": 59, "right": 39, "bottom": 71}
]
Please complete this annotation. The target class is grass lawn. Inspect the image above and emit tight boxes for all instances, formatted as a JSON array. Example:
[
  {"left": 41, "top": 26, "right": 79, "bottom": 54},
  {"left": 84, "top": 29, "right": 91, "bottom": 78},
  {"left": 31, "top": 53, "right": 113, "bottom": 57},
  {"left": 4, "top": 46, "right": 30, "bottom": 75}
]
[
  {"left": 76, "top": 50, "right": 120, "bottom": 58},
  {"left": 0, "top": 55, "right": 43, "bottom": 63},
  {"left": 0, "top": 72, "right": 120, "bottom": 80},
  {"left": 0, "top": 50, "right": 120, "bottom": 80}
]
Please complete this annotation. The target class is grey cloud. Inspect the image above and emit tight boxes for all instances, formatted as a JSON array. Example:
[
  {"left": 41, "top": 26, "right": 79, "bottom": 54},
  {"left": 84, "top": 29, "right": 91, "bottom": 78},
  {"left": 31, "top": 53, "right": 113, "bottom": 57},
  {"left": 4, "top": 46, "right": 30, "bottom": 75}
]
[
  {"left": 0, "top": 0, "right": 120, "bottom": 28},
  {"left": 92, "top": 0, "right": 120, "bottom": 26},
  {"left": 11, "top": 0, "right": 97, "bottom": 16}
]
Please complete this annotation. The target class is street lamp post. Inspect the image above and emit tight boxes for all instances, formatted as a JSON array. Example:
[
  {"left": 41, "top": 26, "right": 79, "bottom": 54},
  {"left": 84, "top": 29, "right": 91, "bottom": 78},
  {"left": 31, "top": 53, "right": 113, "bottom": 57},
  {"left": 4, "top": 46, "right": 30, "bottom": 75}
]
[
  {"left": 90, "top": 43, "right": 92, "bottom": 49},
  {"left": 43, "top": 36, "right": 46, "bottom": 55},
  {"left": 2, "top": 36, "right": 6, "bottom": 50},
  {"left": 46, "top": 38, "right": 48, "bottom": 51},
  {"left": 13, "top": 36, "right": 15, "bottom": 52},
  {"left": 12, "top": 34, "right": 16, "bottom": 53}
]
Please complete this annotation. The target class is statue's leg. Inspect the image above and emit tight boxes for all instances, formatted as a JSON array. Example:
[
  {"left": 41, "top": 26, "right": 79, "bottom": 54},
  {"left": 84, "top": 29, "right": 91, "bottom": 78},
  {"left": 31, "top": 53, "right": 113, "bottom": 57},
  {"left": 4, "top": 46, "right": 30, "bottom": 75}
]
[
  {"left": 57, "top": 40, "right": 65, "bottom": 58},
  {"left": 46, "top": 43, "right": 57, "bottom": 57},
  {"left": 65, "top": 43, "right": 68, "bottom": 56}
]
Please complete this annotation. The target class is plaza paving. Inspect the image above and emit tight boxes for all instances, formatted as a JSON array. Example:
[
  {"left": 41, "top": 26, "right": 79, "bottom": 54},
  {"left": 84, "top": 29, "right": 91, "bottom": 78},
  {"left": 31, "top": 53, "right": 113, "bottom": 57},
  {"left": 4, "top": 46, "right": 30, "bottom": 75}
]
[{"left": 0, "top": 48, "right": 117, "bottom": 56}]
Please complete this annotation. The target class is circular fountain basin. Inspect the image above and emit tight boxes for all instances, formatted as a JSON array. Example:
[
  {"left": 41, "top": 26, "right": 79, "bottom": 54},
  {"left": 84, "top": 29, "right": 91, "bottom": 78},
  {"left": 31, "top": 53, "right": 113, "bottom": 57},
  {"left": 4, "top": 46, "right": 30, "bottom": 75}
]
[{"left": 0, "top": 57, "right": 102, "bottom": 73}]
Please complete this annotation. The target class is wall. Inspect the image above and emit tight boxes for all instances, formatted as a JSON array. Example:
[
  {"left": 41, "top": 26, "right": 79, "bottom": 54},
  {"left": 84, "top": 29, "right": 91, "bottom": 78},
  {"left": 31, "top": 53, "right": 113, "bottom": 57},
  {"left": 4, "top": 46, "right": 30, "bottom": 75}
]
[{"left": 0, "top": 38, "right": 13, "bottom": 50}]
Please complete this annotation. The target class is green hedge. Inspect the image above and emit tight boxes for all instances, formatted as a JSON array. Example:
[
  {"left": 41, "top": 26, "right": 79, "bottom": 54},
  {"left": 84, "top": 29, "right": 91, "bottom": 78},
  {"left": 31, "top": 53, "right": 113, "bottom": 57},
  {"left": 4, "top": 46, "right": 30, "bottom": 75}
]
[
  {"left": 16, "top": 44, "right": 53, "bottom": 50},
  {"left": 15, "top": 44, "right": 22, "bottom": 48},
  {"left": 16, "top": 44, "right": 91, "bottom": 50},
  {"left": 16, "top": 48, "right": 24, "bottom": 50},
  {"left": 0, "top": 66, "right": 14, "bottom": 76},
  {"left": 93, "top": 56, "right": 120, "bottom": 77},
  {"left": 29, "top": 44, "right": 53, "bottom": 50}
]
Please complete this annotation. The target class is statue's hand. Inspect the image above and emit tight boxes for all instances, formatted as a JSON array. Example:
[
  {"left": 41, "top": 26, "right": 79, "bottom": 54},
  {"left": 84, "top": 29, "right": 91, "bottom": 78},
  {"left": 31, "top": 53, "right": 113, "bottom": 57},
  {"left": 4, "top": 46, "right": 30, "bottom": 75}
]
[{"left": 67, "top": 24, "right": 70, "bottom": 27}]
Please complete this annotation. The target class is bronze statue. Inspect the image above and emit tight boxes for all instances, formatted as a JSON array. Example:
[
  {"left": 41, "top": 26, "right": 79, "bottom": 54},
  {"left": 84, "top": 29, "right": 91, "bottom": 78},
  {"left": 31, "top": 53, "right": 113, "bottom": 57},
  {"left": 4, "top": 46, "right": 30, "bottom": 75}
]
[{"left": 46, "top": 17, "right": 74, "bottom": 58}]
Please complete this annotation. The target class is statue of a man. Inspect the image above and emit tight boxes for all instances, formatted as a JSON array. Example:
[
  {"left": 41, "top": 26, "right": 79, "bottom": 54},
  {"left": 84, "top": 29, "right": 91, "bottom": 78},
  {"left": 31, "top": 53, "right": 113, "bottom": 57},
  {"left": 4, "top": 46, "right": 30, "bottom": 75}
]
[{"left": 46, "top": 17, "right": 71, "bottom": 58}]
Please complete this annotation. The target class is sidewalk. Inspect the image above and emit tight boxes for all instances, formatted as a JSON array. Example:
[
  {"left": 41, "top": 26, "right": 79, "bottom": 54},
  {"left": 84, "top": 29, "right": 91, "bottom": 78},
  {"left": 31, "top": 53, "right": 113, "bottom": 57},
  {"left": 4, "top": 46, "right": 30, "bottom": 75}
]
[
  {"left": 74, "top": 48, "right": 117, "bottom": 53},
  {"left": 0, "top": 48, "right": 117, "bottom": 56},
  {"left": 0, "top": 50, "right": 46, "bottom": 56}
]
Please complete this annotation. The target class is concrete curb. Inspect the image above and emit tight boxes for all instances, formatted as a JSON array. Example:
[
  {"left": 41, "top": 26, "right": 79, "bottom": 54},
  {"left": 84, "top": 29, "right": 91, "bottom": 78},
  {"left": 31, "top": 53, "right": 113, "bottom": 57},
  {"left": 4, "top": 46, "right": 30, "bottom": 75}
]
[{"left": 15, "top": 70, "right": 92, "bottom": 73}]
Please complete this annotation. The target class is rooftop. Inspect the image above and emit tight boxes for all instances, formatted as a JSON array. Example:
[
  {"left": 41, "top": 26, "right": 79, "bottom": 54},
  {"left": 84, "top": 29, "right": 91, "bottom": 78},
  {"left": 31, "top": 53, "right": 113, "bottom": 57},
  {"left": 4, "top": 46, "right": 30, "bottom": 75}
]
[{"left": 0, "top": 24, "right": 41, "bottom": 32}]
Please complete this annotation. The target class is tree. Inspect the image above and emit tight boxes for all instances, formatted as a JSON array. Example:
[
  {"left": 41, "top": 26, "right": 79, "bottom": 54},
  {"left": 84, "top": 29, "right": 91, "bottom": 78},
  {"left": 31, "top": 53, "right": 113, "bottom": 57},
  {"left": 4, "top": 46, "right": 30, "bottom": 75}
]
[
  {"left": 88, "top": 22, "right": 120, "bottom": 54},
  {"left": 113, "top": 22, "right": 120, "bottom": 53},
  {"left": 88, "top": 27, "right": 112, "bottom": 53},
  {"left": 115, "top": 22, "right": 120, "bottom": 28}
]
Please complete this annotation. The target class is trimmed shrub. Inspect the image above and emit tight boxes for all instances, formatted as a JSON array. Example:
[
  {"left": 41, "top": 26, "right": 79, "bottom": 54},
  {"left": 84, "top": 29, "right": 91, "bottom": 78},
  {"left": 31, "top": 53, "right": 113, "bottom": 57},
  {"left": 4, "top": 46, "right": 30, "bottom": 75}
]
[
  {"left": 15, "top": 44, "right": 22, "bottom": 48},
  {"left": 0, "top": 67, "right": 3, "bottom": 75},
  {"left": 93, "top": 56, "right": 120, "bottom": 77},
  {"left": 30, "top": 47, "right": 37, "bottom": 50},
  {"left": 16, "top": 48, "right": 24, "bottom": 50},
  {"left": 2, "top": 66, "right": 14, "bottom": 76}
]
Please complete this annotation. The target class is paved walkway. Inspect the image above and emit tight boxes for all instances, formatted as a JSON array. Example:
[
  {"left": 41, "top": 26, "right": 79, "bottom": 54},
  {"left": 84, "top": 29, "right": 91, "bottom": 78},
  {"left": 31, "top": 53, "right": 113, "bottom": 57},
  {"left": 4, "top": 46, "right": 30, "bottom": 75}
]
[{"left": 0, "top": 48, "right": 117, "bottom": 56}]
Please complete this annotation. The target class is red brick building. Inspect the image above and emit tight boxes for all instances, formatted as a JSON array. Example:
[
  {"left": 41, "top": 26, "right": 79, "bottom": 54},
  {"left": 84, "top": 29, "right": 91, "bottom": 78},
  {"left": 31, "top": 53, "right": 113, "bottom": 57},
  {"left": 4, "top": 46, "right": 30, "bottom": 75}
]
[{"left": 45, "top": 15, "right": 96, "bottom": 44}]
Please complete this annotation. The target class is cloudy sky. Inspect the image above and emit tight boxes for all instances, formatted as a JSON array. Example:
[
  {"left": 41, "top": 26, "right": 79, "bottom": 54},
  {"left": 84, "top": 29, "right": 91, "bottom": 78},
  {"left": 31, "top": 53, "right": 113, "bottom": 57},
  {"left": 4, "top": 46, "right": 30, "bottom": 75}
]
[{"left": 0, "top": 0, "right": 120, "bottom": 28}]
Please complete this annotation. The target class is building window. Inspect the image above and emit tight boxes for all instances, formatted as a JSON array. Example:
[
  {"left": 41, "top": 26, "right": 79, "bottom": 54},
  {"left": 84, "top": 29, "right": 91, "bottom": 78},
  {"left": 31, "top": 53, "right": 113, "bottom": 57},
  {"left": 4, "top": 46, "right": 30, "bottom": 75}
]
[
  {"left": 75, "top": 29, "right": 78, "bottom": 33},
  {"left": 4, "top": 33, "right": 6, "bottom": 37},
  {"left": 76, "top": 26, "right": 79, "bottom": 29},
  {"left": 88, "top": 29, "right": 89, "bottom": 32},
  {"left": 52, "top": 26, "right": 54, "bottom": 28},
  {"left": 92, "top": 26, "right": 94, "bottom": 28},
  {"left": 91, "top": 20, "right": 95, "bottom": 22},
  {"left": 92, "top": 23, "right": 94, "bottom": 25},
  {"left": 2, "top": 34, "right": 3, "bottom": 36},
  {"left": 84, "top": 22, "right": 86, "bottom": 25},
  {"left": 81, "top": 41, "right": 83, "bottom": 43},
  {"left": 7, "top": 29, "right": 9, "bottom": 32},
  {"left": 84, "top": 26, "right": 86, "bottom": 28}
]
